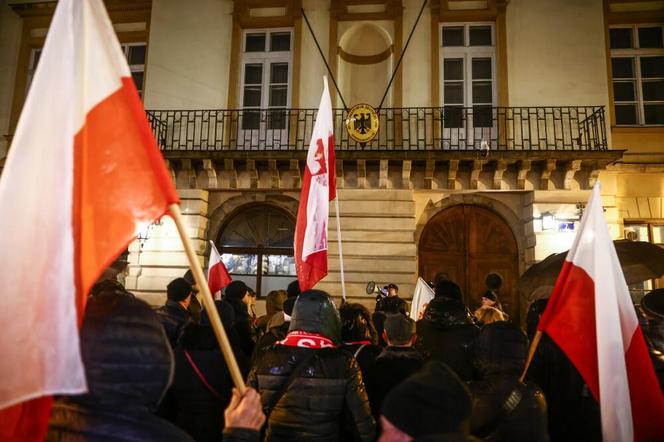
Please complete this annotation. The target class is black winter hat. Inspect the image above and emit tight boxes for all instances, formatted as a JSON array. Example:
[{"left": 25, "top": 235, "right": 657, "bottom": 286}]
[
  {"left": 381, "top": 361, "right": 472, "bottom": 437},
  {"left": 224, "top": 280, "right": 249, "bottom": 300},
  {"left": 289, "top": 289, "right": 341, "bottom": 344},
  {"left": 435, "top": 279, "right": 463, "bottom": 301},
  {"left": 482, "top": 290, "right": 497, "bottom": 302},
  {"left": 167, "top": 278, "right": 193, "bottom": 302},
  {"left": 287, "top": 280, "right": 301, "bottom": 298}
]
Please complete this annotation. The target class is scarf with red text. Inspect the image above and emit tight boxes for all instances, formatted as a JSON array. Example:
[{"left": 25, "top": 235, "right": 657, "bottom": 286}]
[{"left": 278, "top": 331, "right": 336, "bottom": 348}]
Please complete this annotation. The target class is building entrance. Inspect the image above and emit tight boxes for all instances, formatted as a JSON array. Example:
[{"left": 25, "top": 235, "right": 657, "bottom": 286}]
[{"left": 418, "top": 205, "right": 520, "bottom": 321}]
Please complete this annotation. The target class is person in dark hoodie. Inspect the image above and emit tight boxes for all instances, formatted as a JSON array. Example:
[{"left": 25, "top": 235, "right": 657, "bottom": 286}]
[
  {"left": 379, "top": 361, "right": 473, "bottom": 442},
  {"left": 223, "top": 280, "right": 255, "bottom": 359},
  {"left": 46, "top": 292, "right": 193, "bottom": 442},
  {"left": 365, "top": 314, "right": 424, "bottom": 423},
  {"left": 415, "top": 281, "right": 479, "bottom": 381},
  {"left": 340, "top": 303, "right": 383, "bottom": 377},
  {"left": 248, "top": 290, "right": 375, "bottom": 442},
  {"left": 469, "top": 321, "right": 549, "bottom": 441},
  {"left": 171, "top": 299, "right": 251, "bottom": 442},
  {"left": 183, "top": 269, "right": 204, "bottom": 323}
]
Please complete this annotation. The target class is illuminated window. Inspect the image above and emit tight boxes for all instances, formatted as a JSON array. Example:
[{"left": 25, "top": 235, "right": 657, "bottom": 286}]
[
  {"left": 610, "top": 25, "right": 664, "bottom": 125},
  {"left": 624, "top": 221, "right": 664, "bottom": 302},
  {"left": 217, "top": 204, "right": 295, "bottom": 296}
]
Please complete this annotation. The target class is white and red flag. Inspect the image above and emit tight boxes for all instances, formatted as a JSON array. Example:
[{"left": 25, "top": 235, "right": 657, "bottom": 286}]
[
  {"left": 0, "top": 0, "right": 179, "bottom": 439},
  {"left": 538, "top": 184, "right": 664, "bottom": 441},
  {"left": 294, "top": 77, "right": 336, "bottom": 291},
  {"left": 208, "top": 240, "right": 232, "bottom": 299}
]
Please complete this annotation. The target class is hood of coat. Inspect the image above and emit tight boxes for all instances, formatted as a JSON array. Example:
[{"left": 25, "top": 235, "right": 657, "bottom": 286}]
[
  {"left": 289, "top": 290, "right": 342, "bottom": 345},
  {"left": 422, "top": 297, "right": 475, "bottom": 329},
  {"left": 73, "top": 293, "right": 174, "bottom": 411}
]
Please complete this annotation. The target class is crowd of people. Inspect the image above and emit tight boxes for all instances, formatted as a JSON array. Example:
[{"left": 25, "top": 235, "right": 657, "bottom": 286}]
[{"left": 45, "top": 257, "right": 664, "bottom": 442}]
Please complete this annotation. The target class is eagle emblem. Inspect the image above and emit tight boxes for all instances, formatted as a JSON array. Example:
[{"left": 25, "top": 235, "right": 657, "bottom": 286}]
[{"left": 345, "top": 104, "right": 379, "bottom": 144}]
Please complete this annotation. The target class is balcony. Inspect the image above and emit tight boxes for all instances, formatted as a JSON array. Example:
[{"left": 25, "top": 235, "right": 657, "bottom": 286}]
[{"left": 146, "top": 106, "right": 608, "bottom": 153}]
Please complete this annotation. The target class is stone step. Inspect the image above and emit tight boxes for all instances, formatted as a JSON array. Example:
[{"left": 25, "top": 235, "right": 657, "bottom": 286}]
[
  {"left": 334, "top": 216, "right": 416, "bottom": 231},
  {"left": 328, "top": 256, "right": 416, "bottom": 273},
  {"left": 328, "top": 230, "right": 414, "bottom": 242},
  {"left": 322, "top": 270, "right": 415, "bottom": 284},
  {"left": 336, "top": 189, "right": 414, "bottom": 201},
  {"left": 331, "top": 200, "right": 414, "bottom": 217},
  {"left": 328, "top": 241, "right": 416, "bottom": 257}
]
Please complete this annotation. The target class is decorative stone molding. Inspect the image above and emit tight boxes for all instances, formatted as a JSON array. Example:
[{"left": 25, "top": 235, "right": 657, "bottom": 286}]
[
  {"left": 290, "top": 159, "right": 301, "bottom": 188},
  {"left": 470, "top": 159, "right": 484, "bottom": 190},
  {"left": 402, "top": 160, "right": 412, "bottom": 189},
  {"left": 380, "top": 159, "right": 390, "bottom": 189},
  {"left": 493, "top": 159, "right": 507, "bottom": 190},
  {"left": 200, "top": 159, "right": 217, "bottom": 189},
  {"left": 357, "top": 160, "right": 367, "bottom": 189},
  {"left": 447, "top": 159, "right": 459, "bottom": 189},
  {"left": 425, "top": 160, "right": 435, "bottom": 189},
  {"left": 540, "top": 159, "right": 556, "bottom": 190},
  {"left": 247, "top": 160, "right": 258, "bottom": 189},
  {"left": 268, "top": 159, "right": 279, "bottom": 189},
  {"left": 517, "top": 160, "right": 531, "bottom": 190},
  {"left": 564, "top": 160, "right": 582, "bottom": 190}
]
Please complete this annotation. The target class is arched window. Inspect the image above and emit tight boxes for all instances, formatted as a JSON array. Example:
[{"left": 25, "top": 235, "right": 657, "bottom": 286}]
[{"left": 217, "top": 204, "right": 295, "bottom": 296}]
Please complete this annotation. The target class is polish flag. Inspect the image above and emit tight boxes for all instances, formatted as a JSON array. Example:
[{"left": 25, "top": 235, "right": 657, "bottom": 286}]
[
  {"left": 538, "top": 184, "right": 664, "bottom": 441},
  {"left": 208, "top": 240, "right": 232, "bottom": 299},
  {"left": 0, "top": 0, "right": 179, "bottom": 439},
  {"left": 294, "top": 77, "right": 336, "bottom": 291}
]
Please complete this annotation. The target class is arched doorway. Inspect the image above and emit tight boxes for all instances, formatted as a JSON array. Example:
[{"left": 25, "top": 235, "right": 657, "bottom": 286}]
[
  {"left": 418, "top": 205, "right": 520, "bottom": 321},
  {"left": 215, "top": 204, "right": 295, "bottom": 297}
]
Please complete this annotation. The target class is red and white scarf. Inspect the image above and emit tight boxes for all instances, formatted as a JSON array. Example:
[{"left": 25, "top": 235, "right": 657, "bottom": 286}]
[{"left": 278, "top": 331, "right": 336, "bottom": 348}]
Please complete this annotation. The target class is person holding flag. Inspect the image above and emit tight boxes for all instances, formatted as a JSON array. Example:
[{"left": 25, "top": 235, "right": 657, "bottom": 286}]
[
  {"left": 526, "top": 184, "right": 664, "bottom": 442},
  {"left": 208, "top": 240, "right": 233, "bottom": 299}
]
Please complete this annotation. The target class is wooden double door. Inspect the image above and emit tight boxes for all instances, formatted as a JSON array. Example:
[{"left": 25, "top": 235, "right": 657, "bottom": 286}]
[{"left": 418, "top": 205, "right": 520, "bottom": 322}]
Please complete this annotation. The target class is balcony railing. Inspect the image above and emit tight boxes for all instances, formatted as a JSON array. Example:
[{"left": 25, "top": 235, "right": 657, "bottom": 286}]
[{"left": 146, "top": 106, "right": 607, "bottom": 152}]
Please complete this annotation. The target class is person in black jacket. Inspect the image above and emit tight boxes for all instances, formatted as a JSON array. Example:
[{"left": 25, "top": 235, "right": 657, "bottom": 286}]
[
  {"left": 156, "top": 277, "right": 195, "bottom": 348},
  {"left": 171, "top": 300, "right": 250, "bottom": 442},
  {"left": 469, "top": 321, "right": 549, "bottom": 441},
  {"left": 526, "top": 299, "right": 602, "bottom": 442},
  {"left": 252, "top": 295, "right": 296, "bottom": 364},
  {"left": 46, "top": 292, "right": 193, "bottom": 442},
  {"left": 415, "top": 293, "right": 479, "bottom": 381},
  {"left": 365, "top": 314, "right": 423, "bottom": 423},
  {"left": 248, "top": 290, "right": 375, "bottom": 442},
  {"left": 223, "top": 280, "right": 255, "bottom": 359},
  {"left": 340, "top": 303, "right": 383, "bottom": 377}
]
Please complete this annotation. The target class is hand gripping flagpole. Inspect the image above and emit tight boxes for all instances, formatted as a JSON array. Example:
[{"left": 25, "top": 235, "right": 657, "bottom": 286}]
[
  {"left": 334, "top": 196, "right": 347, "bottom": 303},
  {"left": 169, "top": 204, "right": 246, "bottom": 393}
]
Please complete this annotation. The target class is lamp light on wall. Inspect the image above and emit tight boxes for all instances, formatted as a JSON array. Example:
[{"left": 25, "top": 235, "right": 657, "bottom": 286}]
[
  {"left": 135, "top": 218, "right": 164, "bottom": 248},
  {"left": 541, "top": 211, "right": 556, "bottom": 231}
]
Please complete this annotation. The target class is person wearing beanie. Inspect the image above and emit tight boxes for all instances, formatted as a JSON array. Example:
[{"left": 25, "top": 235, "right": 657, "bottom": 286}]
[
  {"left": 222, "top": 280, "right": 256, "bottom": 359},
  {"left": 156, "top": 277, "right": 195, "bottom": 348},
  {"left": 469, "top": 322, "right": 549, "bottom": 441},
  {"left": 286, "top": 279, "right": 301, "bottom": 299},
  {"left": 248, "top": 290, "right": 375, "bottom": 441},
  {"left": 46, "top": 292, "right": 193, "bottom": 441},
  {"left": 415, "top": 296, "right": 479, "bottom": 381},
  {"left": 379, "top": 361, "right": 472, "bottom": 441}
]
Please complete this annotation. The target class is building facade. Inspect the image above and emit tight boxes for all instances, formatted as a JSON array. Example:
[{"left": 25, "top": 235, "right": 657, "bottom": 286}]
[{"left": 1, "top": 0, "right": 663, "bottom": 322}]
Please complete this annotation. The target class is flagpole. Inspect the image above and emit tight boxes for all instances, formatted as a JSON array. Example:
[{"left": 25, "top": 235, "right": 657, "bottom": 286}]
[
  {"left": 168, "top": 204, "right": 246, "bottom": 393},
  {"left": 519, "top": 330, "right": 543, "bottom": 382},
  {"left": 334, "top": 197, "right": 347, "bottom": 303}
]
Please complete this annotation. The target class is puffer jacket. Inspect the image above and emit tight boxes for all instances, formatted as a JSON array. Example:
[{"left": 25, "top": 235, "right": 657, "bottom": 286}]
[
  {"left": 46, "top": 292, "right": 192, "bottom": 442},
  {"left": 248, "top": 345, "right": 375, "bottom": 442},
  {"left": 247, "top": 289, "right": 375, "bottom": 442},
  {"left": 415, "top": 297, "right": 479, "bottom": 381}
]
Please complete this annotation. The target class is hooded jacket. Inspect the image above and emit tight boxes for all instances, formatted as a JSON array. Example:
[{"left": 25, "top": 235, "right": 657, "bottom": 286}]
[
  {"left": 247, "top": 290, "right": 375, "bottom": 442},
  {"left": 46, "top": 292, "right": 192, "bottom": 442},
  {"left": 415, "top": 297, "right": 479, "bottom": 381}
]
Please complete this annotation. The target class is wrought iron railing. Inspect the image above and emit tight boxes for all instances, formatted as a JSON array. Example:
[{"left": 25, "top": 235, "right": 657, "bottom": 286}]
[{"left": 146, "top": 106, "right": 607, "bottom": 152}]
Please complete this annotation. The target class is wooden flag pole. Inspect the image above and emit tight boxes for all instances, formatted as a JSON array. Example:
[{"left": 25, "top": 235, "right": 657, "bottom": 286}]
[
  {"left": 333, "top": 197, "right": 347, "bottom": 303},
  {"left": 168, "top": 203, "right": 246, "bottom": 393},
  {"left": 519, "top": 330, "right": 543, "bottom": 382}
]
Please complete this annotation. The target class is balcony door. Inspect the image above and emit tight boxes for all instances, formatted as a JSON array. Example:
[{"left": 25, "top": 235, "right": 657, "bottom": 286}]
[
  {"left": 418, "top": 205, "right": 520, "bottom": 322},
  {"left": 239, "top": 30, "right": 292, "bottom": 149},
  {"left": 440, "top": 24, "right": 496, "bottom": 150}
]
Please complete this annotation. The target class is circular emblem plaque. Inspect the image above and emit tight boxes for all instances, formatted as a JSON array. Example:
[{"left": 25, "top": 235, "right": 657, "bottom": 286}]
[{"left": 345, "top": 103, "right": 379, "bottom": 144}]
